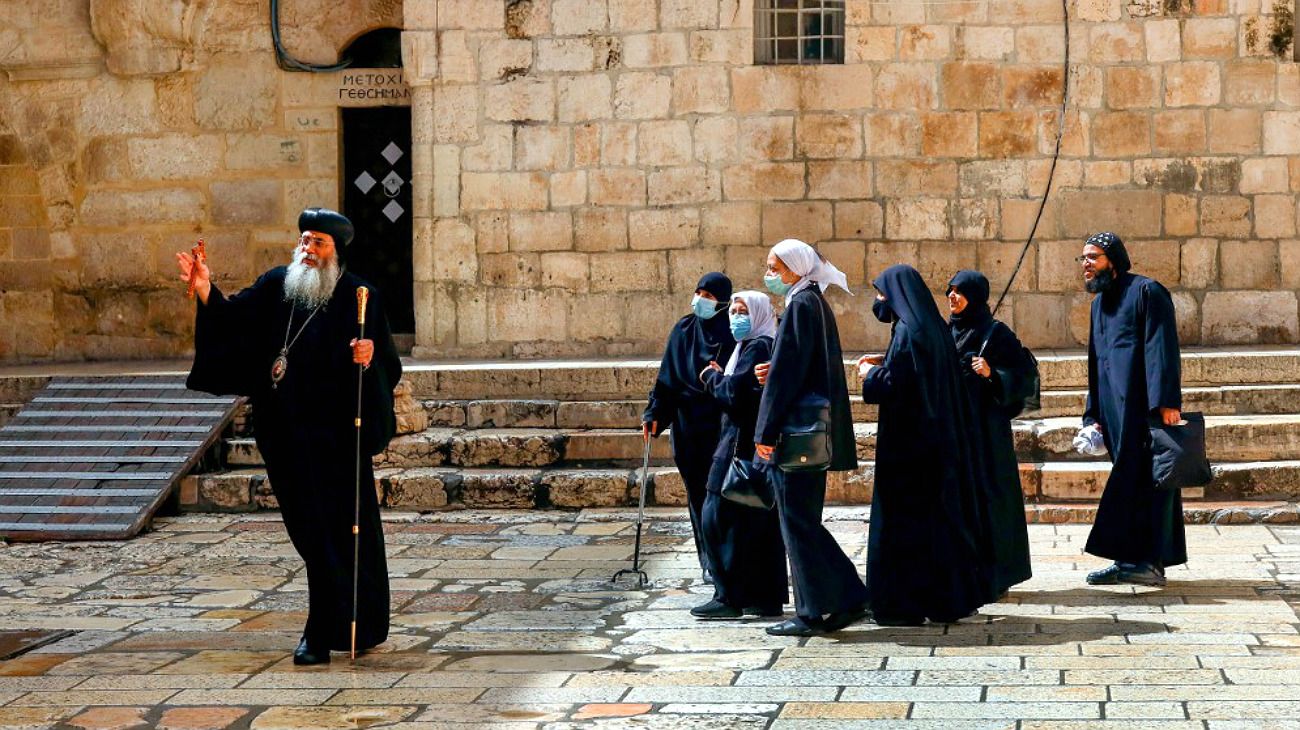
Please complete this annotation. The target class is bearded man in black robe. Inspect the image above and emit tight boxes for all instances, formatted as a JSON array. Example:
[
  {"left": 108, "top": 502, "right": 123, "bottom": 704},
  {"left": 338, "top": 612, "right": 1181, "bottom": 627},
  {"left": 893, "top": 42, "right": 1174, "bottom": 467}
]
[
  {"left": 1080, "top": 232, "right": 1185, "bottom": 588},
  {"left": 176, "top": 208, "right": 402, "bottom": 664}
]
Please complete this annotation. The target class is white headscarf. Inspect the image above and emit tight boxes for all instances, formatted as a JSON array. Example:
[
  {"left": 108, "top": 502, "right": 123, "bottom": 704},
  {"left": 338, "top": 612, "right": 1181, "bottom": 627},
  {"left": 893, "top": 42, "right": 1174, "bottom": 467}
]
[
  {"left": 770, "top": 238, "right": 853, "bottom": 303},
  {"left": 723, "top": 290, "right": 778, "bottom": 375}
]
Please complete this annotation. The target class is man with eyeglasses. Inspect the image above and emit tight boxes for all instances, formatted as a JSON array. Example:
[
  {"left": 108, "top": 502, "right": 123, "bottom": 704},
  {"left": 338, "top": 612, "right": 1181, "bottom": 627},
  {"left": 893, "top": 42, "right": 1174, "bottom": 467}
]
[
  {"left": 1077, "top": 232, "right": 1185, "bottom": 588},
  {"left": 176, "top": 207, "right": 403, "bottom": 664}
]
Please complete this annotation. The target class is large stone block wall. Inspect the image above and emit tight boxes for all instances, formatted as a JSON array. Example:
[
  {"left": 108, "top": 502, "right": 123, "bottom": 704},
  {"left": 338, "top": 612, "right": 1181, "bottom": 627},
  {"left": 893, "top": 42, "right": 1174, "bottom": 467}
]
[
  {"left": 409, "top": 0, "right": 1300, "bottom": 357},
  {"left": 0, "top": 0, "right": 398, "bottom": 362},
  {"left": 0, "top": 0, "right": 1297, "bottom": 363}
]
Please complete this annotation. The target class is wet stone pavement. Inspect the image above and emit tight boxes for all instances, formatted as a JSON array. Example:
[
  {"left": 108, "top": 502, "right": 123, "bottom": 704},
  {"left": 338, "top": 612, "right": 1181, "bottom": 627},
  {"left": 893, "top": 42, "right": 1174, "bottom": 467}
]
[{"left": 3, "top": 510, "right": 1300, "bottom": 729}]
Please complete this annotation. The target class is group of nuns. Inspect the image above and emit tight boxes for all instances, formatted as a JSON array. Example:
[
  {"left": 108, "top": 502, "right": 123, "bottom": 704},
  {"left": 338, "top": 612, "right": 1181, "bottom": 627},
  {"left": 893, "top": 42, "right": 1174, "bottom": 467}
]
[{"left": 645, "top": 239, "right": 1038, "bottom": 636}]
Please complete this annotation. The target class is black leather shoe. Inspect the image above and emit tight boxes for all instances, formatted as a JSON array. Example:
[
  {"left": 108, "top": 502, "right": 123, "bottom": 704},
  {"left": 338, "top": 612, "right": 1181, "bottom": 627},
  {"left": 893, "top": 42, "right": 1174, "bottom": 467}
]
[
  {"left": 765, "top": 617, "right": 826, "bottom": 637},
  {"left": 1117, "top": 563, "right": 1166, "bottom": 587},
  {"left": 824, "top": 607, "right": 871, "bottom": 632},
  {"left": 743, "top": 605, "right": 785, "bottom": 618},
  {"left": 1086, "top": 562, "right": 1124, "bottom": 585},
  {"left": 872, "top": 614, "right": 926, "bottom": 627},
  {"left": 691, "top": 599, "right": 742, "bottom": 620},
  {"left": 293, "top": 637, "right": 330, "bottom": 666}
]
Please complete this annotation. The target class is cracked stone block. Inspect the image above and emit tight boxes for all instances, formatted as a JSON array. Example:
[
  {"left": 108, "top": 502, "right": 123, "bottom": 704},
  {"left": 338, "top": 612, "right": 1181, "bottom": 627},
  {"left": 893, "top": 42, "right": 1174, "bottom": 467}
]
[
  {"left": 543, "top": 470, "right": 632, "bottom": 508},
  {"left": 460, "top": 471, "right": 539, "bottom": 508},
  {"left": 382, "top": 468, "right": 454, "bottom": 509},
  {"left": 423, "top": 400, "right": 468, "bottom": 427},
  {"left": 466, "top": 399, "right": 559, "bottom": 428},
  {"left": 450, "top": 431, "right": 564, "bottom": 467},
  {"left": 376, "top": 430, "right": 451, "bottom": 468}
]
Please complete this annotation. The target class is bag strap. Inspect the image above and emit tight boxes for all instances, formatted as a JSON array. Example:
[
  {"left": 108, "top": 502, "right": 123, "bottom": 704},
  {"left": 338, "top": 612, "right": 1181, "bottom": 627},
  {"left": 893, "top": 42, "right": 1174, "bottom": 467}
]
[{"left": 810, "top": 287, "right": 838, "bottom": 397}]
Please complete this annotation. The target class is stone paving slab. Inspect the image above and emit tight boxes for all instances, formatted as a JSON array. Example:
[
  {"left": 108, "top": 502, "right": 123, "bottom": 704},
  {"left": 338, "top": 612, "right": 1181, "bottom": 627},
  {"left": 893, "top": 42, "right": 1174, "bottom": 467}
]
[{"left": 3, "top": 510, "right": 1300, "bottom": 727}]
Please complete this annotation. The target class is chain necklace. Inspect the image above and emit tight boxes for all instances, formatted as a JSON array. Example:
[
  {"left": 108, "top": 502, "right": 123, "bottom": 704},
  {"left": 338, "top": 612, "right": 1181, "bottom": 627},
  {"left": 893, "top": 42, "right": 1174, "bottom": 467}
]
[{"left": 270, "top": 300, "right": 326, "bottom": 388}]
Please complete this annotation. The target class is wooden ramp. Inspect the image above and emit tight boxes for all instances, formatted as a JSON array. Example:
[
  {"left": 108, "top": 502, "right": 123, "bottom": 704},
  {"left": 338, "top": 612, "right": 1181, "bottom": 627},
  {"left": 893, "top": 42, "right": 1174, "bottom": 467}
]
[{"left": 0, "top": 375, "right": 241, "bottom": 542}]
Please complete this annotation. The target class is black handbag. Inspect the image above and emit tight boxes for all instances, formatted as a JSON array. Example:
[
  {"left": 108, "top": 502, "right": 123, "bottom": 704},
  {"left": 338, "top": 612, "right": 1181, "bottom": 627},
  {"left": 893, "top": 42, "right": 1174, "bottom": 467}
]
[
  {"left": 720, "top": 447, "right": 775, "bottom": 510},
  {"left": 1150, "top": 412, "right": 1213, "bottom": 490},
  {"left": 775, "top": 293, "right": 835, "bottom": 473}
]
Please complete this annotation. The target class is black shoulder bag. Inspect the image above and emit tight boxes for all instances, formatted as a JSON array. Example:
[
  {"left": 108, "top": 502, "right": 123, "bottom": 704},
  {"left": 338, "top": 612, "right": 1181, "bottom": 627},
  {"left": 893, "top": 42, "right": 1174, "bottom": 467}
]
[{"left": 775, "top": 292, "right": 835, "bottom": 473}]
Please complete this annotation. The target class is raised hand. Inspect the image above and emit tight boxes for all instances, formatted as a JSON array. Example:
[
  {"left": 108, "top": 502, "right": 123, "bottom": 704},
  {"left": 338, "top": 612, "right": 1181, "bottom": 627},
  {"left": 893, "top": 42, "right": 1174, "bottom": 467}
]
[{"left": 175, "top": 251, "right": 212, "bottom": 304}]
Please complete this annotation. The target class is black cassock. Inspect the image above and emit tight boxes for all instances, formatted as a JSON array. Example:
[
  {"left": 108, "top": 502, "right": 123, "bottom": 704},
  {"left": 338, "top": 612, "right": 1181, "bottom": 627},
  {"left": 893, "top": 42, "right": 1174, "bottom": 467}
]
[
  {"left": 187, "top": 267, "right": 402, "bottom": 652},
  {"left": 755, "top": 286, "right": 867, "bottom": 621},
  {"left": 700, "top": 335, "right": 788, "bottom": 611},
  {"left": 948, "top": 271, "right": 1033, "bottom": 595},
  {"left": 1084, "top": 268, "right": 1186, "bottom": 567},
  {"left": 645, "top": 301, "right": 735, "bottom": 576},
  {"left": 862, "top": 265, "right": 992, "bottom": 622}
]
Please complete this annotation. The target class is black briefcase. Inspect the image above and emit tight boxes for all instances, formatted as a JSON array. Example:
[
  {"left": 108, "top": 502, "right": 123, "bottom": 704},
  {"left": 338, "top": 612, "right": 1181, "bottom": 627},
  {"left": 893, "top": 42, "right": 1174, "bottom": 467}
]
[{"left": 1150, "top": 412, "right": 1213, "bottom": 490}]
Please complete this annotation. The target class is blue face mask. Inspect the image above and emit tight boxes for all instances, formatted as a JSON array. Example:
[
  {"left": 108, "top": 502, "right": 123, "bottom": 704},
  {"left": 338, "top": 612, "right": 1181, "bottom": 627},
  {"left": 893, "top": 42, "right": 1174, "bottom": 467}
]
[
  {"left": 692, "top": 294, "right": 722, "bottom": 320},
  {"left": 764, "top": 274, "right": 792, "bottom": 296},
  {"left": 729, "top": 313, "right": 752, "bottom": 340}
]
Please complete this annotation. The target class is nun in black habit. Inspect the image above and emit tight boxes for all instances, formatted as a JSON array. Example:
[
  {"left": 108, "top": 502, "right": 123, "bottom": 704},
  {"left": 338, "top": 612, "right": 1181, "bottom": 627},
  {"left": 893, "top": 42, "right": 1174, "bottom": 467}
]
[
  {"left": 644, "top": 272, "right": 737, "bottom": 579},
  {"left": 947, "top": 270, "right": 1034, "bottom": 596},
  {"left": 180, "top": 208, "right": 402, "bottom": 664},
  {"left": 754, "top": 239, "right": 869, "bottom": 637},
  {"left": 1080, "top": 232, "right": 1185, "bottom": 587},
  {"left": 692, "top": 290, "right": 788, "bottom": 620},
  {"left": 860, "top": 264, "right": 992, "bottom": 625}
]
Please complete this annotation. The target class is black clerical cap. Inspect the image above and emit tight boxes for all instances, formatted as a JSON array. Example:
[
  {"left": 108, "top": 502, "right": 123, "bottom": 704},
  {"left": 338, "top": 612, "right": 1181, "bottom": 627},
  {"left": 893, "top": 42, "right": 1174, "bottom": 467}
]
[
  {"left": 1085, "top": 231, "right": 1131, "bottom": 273},
  {"left": 298, "top": 207, "right": 355, "bottom": 253}
]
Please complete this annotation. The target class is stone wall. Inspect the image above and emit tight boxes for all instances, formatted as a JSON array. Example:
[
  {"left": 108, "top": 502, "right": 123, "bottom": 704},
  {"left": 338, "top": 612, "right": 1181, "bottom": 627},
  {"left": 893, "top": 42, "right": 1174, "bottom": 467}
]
[
  {"left": 0, "top": 0, "right": 400, "bottom": 362},
  {"left": 409, "top": 0, "right": 1300, "bottom": 357},
  {"left": 0, "top": 0, "right": 1297, "bottom": 363}
]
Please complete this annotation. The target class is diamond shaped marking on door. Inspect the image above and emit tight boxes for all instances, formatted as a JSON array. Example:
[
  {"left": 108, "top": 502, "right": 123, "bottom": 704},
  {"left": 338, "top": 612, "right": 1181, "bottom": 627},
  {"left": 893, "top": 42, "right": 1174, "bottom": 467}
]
[
  {"left": 381, "top": 142, "right": 404, "bottom": 165},
  {"left": 354, "top": 171, "right": 377, "bottom": 194},
  {"left": 381, "top": 171, "right": 404, "bottom": 197},
  {"left": 382, "top": 200, "right": 405, "bottom": 222}
]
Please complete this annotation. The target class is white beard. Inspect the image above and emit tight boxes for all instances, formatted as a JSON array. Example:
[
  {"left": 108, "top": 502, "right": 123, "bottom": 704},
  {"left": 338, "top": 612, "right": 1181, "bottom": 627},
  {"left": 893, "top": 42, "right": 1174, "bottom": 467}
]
[{"left": 283, "top": 248, "right": 341, "bottom": 309}]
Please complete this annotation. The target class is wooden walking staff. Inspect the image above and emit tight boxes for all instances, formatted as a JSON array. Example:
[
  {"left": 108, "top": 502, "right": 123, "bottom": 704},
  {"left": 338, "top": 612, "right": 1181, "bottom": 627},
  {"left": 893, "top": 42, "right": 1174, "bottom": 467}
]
[{"left": 351, "top": 285, "right": 369, "bottom": 661}]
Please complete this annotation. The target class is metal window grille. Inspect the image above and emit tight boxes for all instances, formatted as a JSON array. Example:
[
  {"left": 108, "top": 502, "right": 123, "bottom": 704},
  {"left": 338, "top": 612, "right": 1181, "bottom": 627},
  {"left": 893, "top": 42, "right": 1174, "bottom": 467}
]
[{"left": 754, "top": 0, "right": 846, "bottom": 65}]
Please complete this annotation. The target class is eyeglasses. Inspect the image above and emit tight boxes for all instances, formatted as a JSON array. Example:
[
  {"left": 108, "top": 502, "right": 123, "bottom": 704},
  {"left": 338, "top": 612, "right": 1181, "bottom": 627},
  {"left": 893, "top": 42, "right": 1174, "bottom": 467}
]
[
  {"left": 1074, "top": 253, "right": 1106, "bottom": 264},
  {"left": 298, "top": 233, "right": 330, "bottom": 247}
]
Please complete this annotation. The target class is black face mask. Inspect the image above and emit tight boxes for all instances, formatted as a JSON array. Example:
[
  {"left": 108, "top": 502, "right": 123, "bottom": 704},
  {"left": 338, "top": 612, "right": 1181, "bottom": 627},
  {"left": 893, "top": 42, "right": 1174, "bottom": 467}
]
[
  {"left": 1085, "top": 267, "right": 1116, "bottom": 294},
  {"left": 872, "top": 299, "right": 894, "bottom": 323}
]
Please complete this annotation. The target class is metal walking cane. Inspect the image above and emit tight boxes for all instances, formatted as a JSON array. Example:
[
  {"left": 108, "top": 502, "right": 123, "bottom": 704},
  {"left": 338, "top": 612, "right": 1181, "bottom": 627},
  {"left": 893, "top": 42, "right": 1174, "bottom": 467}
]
[
  {"left": 350, "top": 286, "right": 369, "bottom": 662},
  {"left": 612, "top": 437, "right": 652, "bottom": 588}
]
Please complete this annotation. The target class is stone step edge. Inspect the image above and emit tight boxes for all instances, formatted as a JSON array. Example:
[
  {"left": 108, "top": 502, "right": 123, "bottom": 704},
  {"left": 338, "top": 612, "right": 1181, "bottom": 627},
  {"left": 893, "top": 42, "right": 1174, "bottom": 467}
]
[
  {"left": 220, "top": 415, "right": 1300, "bottom": 469},
  {"left": 183, "top": 461, "right": 1300, "bottom": 513}
]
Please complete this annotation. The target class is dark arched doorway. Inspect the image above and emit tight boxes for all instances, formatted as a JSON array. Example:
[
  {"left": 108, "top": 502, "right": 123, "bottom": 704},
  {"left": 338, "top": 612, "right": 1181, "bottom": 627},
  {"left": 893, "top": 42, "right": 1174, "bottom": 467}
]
[{"left": 339, "top": 27, "right": 414, "bottom": 336}]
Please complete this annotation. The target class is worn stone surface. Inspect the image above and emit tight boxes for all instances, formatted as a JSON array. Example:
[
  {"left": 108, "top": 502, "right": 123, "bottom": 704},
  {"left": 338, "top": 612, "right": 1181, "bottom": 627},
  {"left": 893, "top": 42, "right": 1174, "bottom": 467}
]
[{"left": 2, "top": 512, "right": 1300, "bottom": 726}]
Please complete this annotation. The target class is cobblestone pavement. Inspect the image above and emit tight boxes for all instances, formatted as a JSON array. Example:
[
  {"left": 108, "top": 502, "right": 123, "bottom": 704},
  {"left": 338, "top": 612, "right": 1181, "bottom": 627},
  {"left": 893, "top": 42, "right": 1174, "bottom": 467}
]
[{"left": 3, "top": 509, "right": 1300, "bottom": 729}]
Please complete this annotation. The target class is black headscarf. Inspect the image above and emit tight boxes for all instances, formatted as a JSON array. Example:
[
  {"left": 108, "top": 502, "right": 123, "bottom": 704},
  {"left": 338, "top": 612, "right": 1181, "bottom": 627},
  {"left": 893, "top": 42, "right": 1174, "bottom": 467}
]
[
  {"left": 948, "top": 270, "right": 994, "bottom": 355},
  {"left": 695, "top": 271, "right": 732, "bottom": 303},
  {"left": 299, "top": 207, "right": 355, "bottom": 262},
  {"left": 1086, "top": 231, "right": 1131, "bottom": 274},
  {"left": 872, "top": 264, "right": 969, "bottom": 445},
  {"left": 655, "top": 273, "right": 736, "bottom": 400}
]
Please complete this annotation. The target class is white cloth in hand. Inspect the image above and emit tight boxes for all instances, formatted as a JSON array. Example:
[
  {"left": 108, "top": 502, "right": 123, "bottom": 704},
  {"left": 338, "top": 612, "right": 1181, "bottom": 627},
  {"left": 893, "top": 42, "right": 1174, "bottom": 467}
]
[{"left": 1073, "top": 424, "right": 1106, "bottom": 456}]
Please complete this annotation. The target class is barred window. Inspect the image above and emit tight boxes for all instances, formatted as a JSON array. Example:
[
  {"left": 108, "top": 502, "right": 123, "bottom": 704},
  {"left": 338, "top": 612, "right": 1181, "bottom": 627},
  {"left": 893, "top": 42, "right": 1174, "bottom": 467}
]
[{"left": 754, "top": 0, "right": 846, "bottom": 65}]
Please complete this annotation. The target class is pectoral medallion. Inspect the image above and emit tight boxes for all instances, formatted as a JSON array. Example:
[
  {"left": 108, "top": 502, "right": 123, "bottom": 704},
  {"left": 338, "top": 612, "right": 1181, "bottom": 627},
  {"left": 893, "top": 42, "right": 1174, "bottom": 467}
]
[{"left": 271, "top": 349, "right": 289, "bottom": 388}]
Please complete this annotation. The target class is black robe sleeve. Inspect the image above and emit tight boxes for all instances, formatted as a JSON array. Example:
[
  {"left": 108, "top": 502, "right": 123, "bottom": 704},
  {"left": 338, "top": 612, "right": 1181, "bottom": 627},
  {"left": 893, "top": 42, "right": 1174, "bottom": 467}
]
[
  {"left": 702, "top": 339, "right": 770, "bottom": 411},
  {"left": 1083, "top": 318, "right": 1100, "bottom": 428},
  {"left": 754, "top": 297, "right": 818, "bottom": 447},
  {"left": 186, "top": 271, "right": 279, "bottom": 397},
  {"left": 360, "top": 287, "right": 403, "bottom": 457},
  {"left": 862, "top": 328, "right": 916, "bottom": 405},
  {"left": 644, "top": 330, "right": 680, "bottom": 434},
  {"left": 981, "top": 322, "right": 1035, "bottom": 414},
  {"left": 1141, "top": 280, "right": 1182, "bottom": 414}
]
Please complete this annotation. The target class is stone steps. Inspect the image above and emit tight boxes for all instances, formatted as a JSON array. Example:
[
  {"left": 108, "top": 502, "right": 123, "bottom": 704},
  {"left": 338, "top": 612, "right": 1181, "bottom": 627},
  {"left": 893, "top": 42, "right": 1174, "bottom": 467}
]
[
  {"left": 412, "top": 384, "right": 1300, "bottom": 428},
  {"left": 220, "top": 414, "right": 1300, "bottom": 470},
  {"left": 402, "top": 348, "right": 1300, "bottom": 400},
  {"left": 181, "top": 459, "right": 1300, "bottom": 514}
]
